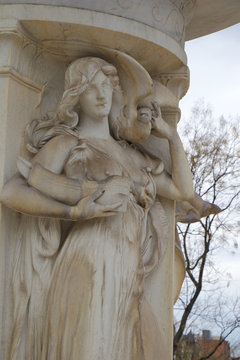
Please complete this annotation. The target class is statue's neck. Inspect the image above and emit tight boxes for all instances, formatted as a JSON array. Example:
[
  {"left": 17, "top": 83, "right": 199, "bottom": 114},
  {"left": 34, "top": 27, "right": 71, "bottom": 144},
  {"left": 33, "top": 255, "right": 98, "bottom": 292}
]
[{"left": 77, "top": 114, "right": 111, "bottom": 140}]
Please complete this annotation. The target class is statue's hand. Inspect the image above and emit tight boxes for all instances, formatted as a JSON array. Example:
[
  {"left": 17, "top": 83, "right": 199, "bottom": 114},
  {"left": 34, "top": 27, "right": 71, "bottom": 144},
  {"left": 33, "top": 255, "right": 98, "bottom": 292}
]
[
  {"left": 70, "top": 189, "right": 128, "bottom": 220},
  {"left": 70, "top": 175, "right": 134, "bottom": 220},
  {"left": 150, "top": 101, "right": 175, "bottom": 140},
  {"left": 100, "top": 175, "right": 135, "bottom": 196},
  {"left": 95, "top": 175, "right": 134, "bottom": 211}
]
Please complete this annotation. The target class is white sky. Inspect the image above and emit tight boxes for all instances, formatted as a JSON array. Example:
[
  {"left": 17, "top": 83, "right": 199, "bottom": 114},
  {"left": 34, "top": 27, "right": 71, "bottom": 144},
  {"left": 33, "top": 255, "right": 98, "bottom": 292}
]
[
  {"left": 180, "top": 23, "right": 240, "bottom": 291},
  {"left": 180, "top": 23, "right": 240, "bottom": 120},
  {"left": 179, "top": 23, "right": 240, "bottom": 353},
  {"left": 180, "top": 22, "right": 240, "bottom": 289}
]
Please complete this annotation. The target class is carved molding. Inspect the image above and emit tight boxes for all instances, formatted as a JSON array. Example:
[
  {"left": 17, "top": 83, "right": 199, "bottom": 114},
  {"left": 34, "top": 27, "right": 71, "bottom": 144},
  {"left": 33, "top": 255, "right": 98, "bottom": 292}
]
[
  {"left": 0, "top": 1, "right": 190, "bottom": 45},
  {"left": 161, "top": 105, "right": 181, "bottom": 124},
  {"left": 155, "top": 65, "right": 189, "bottom": 100},
  {"left": 0, "top": 66, "right": 42, "bottom": 92},
  {"left": 0, "top": 19, "right": 65, "bottom": 91},
  {"left": 0, "top": 18, "right": 26, "bottom": 38}
]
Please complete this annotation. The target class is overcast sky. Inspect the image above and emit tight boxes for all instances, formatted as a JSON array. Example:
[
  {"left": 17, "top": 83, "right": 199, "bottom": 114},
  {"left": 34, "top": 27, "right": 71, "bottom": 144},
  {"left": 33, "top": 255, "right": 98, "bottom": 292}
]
[
  {"left": 180, "top": 23, "right": 240, "bottom": 119},
  {"left": 180, "top": 22, "right": 240, "bottom": 290},
  {"left": 179, "top": 23, "right": 240, "bottom": 353}
]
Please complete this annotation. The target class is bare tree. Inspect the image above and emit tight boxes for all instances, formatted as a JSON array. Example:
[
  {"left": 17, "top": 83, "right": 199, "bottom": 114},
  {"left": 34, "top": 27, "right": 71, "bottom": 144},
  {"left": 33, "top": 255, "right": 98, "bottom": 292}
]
[{"left": 173, "top": 102, "right": 240, "bottom": 359}]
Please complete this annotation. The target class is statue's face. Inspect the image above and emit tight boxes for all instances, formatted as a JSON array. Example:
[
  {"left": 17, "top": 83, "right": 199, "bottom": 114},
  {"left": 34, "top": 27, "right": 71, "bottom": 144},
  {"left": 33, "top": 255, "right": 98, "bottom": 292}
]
[
  {"left": 137, "top": 106, "right": 152, "bottom": 125},
  {"left": 78, "top": 70, "right": 113, "bottom": 120},
  {"left": 131, "top": 98, "right": 153, "bottom": 141}
]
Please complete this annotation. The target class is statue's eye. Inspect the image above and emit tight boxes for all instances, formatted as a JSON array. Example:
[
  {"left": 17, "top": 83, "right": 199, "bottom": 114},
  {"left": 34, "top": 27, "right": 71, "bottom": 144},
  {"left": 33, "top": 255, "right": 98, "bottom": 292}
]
[
  {"left": 102, "top": 80, "right": 111, "bottom": 87},
  {"left": 85, "top": 86, "right": 94, "bottom": 94}
]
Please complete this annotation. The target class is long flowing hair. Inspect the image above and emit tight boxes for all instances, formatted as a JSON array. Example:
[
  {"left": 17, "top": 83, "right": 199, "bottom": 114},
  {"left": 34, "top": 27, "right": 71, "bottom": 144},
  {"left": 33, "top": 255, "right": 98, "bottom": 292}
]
[{"left": 24, "top": 57, "right": 125, "bottom": 154}]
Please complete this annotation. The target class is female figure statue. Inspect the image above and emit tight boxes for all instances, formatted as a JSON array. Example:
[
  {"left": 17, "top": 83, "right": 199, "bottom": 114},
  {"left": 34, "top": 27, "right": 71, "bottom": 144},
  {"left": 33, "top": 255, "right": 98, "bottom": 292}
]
[{"left": 0, "top": 56, "right": 194, "bottom": 360}]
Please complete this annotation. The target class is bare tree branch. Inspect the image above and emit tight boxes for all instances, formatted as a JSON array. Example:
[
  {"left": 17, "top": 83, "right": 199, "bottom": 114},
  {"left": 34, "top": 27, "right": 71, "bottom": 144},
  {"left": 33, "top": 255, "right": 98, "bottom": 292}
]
[{"left": 173, "top": 103, "right": 240, "bottom": 358}]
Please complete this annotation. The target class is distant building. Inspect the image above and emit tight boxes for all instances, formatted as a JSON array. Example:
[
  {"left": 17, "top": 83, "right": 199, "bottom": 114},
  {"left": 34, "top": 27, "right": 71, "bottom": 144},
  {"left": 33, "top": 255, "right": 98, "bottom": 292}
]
[
  {"left": 175, "top": 330, "right": 231, "bottom": 360},
  {"left": 197, "top": 335, "right": 231, "bottom": 360}
]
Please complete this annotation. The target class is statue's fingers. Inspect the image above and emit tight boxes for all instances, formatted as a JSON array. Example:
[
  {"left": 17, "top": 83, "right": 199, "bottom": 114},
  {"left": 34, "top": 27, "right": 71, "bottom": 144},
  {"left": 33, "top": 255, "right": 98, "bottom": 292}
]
[
  {"left": 151, "top": 101, "right": 160, "bottom": 117},
  {"left": 100, "top": 211, "right": 119, "bottom": 217},
  {"left": 103, "top": 201, "right": 127, "bottom": 213},
  {"left": 92, "top": 189, "right": 105, "bottom": 202}
]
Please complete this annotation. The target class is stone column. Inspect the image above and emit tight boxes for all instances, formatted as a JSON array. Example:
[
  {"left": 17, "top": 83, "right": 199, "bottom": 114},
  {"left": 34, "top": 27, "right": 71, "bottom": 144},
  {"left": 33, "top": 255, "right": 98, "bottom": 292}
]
[{"left": 0, "top": 19, "right": 65, "bottom": 358}]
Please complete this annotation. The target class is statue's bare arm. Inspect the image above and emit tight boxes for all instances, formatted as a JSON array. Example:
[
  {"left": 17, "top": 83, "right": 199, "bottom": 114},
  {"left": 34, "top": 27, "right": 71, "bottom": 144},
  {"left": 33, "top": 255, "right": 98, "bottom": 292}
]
[
  {"left": 0, "top": 135, "right": 126, "bottom": 219},
  {"left": 17, "top": 135, "right": 98, "bottom": 205},
  {"left": 0, "top": 135, "right": 79, "bottom": 218},
  {"left": 151, "top": 116, "right": 194, "bottom": 202},
  {"left": 0, "top": 174, "right": 73, "bottom": 219}
]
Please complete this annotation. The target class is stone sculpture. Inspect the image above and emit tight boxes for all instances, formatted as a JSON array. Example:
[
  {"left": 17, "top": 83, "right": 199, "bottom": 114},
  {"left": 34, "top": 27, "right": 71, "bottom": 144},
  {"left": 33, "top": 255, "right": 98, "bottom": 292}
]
[
  {"left": 0, "top": 55, "right": 194, "bottom": 359},
  {"left": 0, "top": 0, "right": 239, "bottom": 358}
]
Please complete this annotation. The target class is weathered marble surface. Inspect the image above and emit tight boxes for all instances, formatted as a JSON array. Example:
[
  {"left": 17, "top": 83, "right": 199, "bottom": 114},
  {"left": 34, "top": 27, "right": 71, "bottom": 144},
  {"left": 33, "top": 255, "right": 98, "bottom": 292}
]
[
  {"left": 0, "top": 0, "right": 193, "bottom": 45},
  {"left": 185, "top": 0, "right": 240, "bottom": 40},
  {"left": 0, "top": 54, "right": 194, "bottom": 359},
  {"left": 0, "top": 1, "right": 238, "bottom": 359},
  {"left": 1, "top": 0, "right": 239, "bottom": 42}
]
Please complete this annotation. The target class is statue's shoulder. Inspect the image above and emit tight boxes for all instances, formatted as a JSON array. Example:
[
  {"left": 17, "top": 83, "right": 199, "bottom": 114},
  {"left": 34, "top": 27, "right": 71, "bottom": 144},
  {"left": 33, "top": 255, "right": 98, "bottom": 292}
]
[
  {"left": 32, "top": 134, "right": 79, "bottom": 172},
  {"left": 46, "top": 134, "right": 79, "bottom": 151}
]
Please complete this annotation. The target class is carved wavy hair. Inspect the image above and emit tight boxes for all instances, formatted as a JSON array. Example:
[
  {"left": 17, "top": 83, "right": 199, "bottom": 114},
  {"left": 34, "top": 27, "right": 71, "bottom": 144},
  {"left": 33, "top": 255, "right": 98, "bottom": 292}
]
[{"left": 24, "top": 57, "right": 125, "bottom": 154}]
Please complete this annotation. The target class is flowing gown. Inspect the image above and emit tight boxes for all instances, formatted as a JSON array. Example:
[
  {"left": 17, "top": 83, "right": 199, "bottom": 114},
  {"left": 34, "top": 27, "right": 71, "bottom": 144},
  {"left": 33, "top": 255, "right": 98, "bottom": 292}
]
[{"left": 40, "top": 138, "right": 168, "bottom": 360}]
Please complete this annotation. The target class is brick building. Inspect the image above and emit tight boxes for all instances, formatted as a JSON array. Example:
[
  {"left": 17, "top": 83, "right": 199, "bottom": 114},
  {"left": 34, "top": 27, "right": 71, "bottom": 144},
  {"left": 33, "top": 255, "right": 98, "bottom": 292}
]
[{"left": 175, "top": 330, "right": 231, "bottom": 360}]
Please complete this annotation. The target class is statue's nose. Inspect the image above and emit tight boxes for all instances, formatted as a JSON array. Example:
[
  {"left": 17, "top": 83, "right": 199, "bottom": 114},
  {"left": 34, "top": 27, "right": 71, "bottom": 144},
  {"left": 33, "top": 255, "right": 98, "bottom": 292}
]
[{"left": 96, "top": 87, "right": 105, "bottom": 99}]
